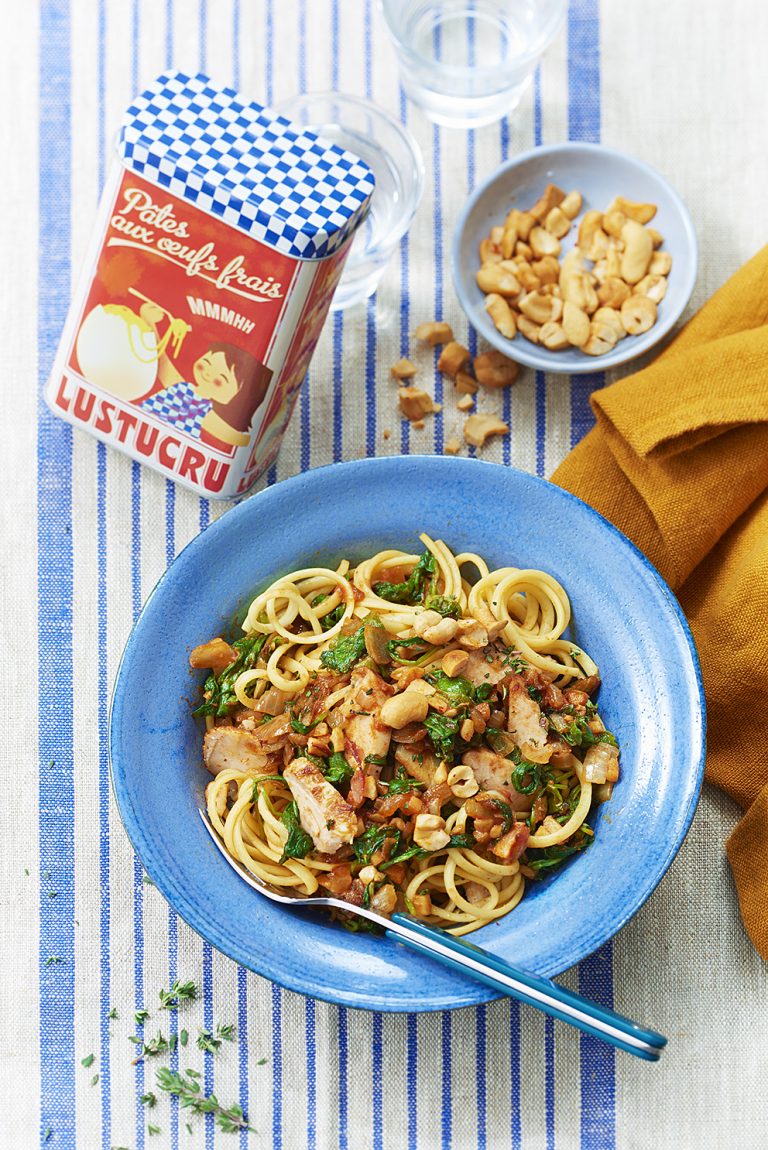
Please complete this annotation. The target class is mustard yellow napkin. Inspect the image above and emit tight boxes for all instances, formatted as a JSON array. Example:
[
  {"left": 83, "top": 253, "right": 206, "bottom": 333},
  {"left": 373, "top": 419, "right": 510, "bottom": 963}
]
[{"left": 552, "top": 246, "right": 768, "bottom": 960}]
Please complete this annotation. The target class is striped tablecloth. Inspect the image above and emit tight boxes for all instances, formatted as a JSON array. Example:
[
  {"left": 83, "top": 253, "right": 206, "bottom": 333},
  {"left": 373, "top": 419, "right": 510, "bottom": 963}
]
[{"left": 5, "top": 1, "right": 768, "bottom": 1147}]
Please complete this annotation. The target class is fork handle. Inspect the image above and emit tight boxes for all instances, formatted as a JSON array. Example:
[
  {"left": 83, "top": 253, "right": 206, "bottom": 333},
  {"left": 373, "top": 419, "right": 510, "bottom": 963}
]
[{"left": 387, "top": 914, "right": 666, "bottom": 1061}]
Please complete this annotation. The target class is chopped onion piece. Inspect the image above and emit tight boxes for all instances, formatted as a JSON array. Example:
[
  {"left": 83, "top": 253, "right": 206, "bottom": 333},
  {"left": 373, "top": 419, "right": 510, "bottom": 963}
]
[{"left": 582, "top": 742, "right": 619, "bottom": 784}]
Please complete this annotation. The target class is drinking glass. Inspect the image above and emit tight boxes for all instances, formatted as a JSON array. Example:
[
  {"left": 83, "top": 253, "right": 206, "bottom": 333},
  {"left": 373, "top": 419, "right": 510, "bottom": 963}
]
[
  {"left": 379, "top": 0, "right": 566, "bottom": 129},
  {"left": 276, "top": 92, "right": 424, "bottom": 309}
]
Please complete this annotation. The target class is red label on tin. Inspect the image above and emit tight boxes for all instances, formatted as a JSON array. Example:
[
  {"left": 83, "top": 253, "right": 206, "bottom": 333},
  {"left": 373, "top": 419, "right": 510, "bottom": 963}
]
[{"left": 67, "top": 168, "right": 300, "bottom": 457}]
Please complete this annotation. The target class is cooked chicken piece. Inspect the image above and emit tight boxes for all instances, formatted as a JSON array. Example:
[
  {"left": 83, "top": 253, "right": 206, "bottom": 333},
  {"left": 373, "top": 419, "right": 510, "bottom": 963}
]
[
  {"left": 342, "top": 666, "right": 393, "bottom": 775},
  {"left": 459, "top": 648, "right": 508, "bottom": 689},
  {"left": 203, "top": 726, "right": 272, "bottom": 776},
  {"left": 394, "top": 744, "right": 439, "bottom": 787},
  {"left": 460, "top": 750, "right": 533, "bottom": 811},
  {"left": 283, "top": 757, "right": 357, "bottom": 854},
  {"left": 506, "top": 678, "right": 553, "bottom": 764}
]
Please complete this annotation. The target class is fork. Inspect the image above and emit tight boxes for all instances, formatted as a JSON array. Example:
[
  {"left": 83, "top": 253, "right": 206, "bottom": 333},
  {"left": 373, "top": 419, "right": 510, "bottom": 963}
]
[{"left": 199, "top": 810, "right": 666, "bottom": 1060}]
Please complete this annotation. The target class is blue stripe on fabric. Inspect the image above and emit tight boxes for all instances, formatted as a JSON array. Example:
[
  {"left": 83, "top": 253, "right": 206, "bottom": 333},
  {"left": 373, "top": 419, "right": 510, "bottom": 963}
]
[
  {"left": 406, "top": 1014, "right": 417, "bottom": 1150},
  {"left": 535, "top": 373, "right": 546, "bottom": 477},
  {"left": 364, "top": 0, "right": 377, "bottom": 458},
  {"left": 568, "top": 0, "right": 601, "bottom": 143},
  {"left": 372, "top": 1013, "right": 383, "bottom": 1150},
  {"left": 500, "top": 113, "right": 511, "bottom": 467},
  {"left": 164, "top": 481, "right": 179, "bottom": 1149},
  {"left": 271, "top": 984, "right": 282, "bottom": 1148},
  {"left": 431, "top": 26, "right": 444, "bottom": 453},
  {"left": 237, "top": 965, "right": 250, "bottom": 1150},
  {"left": 338, "top": 1006, "right": 348, "bottom": 1150},
  {"left": 475, "top": 1006, "right": 486, "bottom": 1150},
  {"left": 509, "top": 1002, "right": 521, "bottom": 1150},
  {"left": 332, "top": 0, "right": 340, "bottom": 88},
  {"left": 131, "top": 462, "right": 145, "bottom": 1149},
  {"left": 305, "top": 998, "right": 317, "bottom": 1150},
  {"left": 96, "top": 3, "right": 112, "bottom": 1143},
  {"left": 544, "top": 1016, "right": 555, "bottom": 1150},
  {"left": 199, "top": 0, "right": 207, "bottom": 71},
  {"left": 38, "top": 3, "right": 75, "bottom": 1144},
  {"left": 166, "top": 0, "right": 173, "bottom": 65},
  {"left": 579, "top": 944, "right": 616, "bottom": 1149},
  {"left": 233, "top": 0, "right": 241, "bottom": 89},
  {"left": 567, "top": 3, "right": 614, "bottom": 1147},
  {"left": 441, "top": 1011, "right": 452, "bottom": 1149}
]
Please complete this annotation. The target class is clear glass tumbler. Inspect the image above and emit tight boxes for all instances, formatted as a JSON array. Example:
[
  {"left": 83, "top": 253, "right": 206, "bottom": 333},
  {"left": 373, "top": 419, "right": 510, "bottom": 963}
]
[
  {"left": 275, "top": 92, "right": 424, "bottom": 310},
  {"left": 379, "top": 0, "right": 566, "bottom": 129}
]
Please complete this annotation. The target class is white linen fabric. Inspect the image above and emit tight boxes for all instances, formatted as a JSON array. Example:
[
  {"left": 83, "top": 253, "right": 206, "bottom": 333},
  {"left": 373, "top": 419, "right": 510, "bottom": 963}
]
[{"left": 2, "top": 1, "right": 767, "bottom": 1148}]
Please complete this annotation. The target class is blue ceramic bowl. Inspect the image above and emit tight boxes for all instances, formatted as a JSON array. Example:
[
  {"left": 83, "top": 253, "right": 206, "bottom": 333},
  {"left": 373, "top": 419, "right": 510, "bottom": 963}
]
[
  {"left": 110, "top": 457, "right": 705, "bottom": 1011},
  {"left": 452, "top": 142, "right": 698, "bottom": 374}
]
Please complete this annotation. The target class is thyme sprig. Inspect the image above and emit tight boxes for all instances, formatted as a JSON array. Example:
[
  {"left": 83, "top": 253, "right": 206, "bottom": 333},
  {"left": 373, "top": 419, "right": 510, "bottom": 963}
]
[{"left": 155, "top": 1067, "right": 253, "bottom": 1133}]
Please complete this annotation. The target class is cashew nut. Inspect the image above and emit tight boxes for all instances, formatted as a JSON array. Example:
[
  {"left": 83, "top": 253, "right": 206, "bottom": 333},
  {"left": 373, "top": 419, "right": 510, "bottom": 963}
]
[
  {"left": 592, "top": 307, "right": 626, "bottom": 341},
  {"left": 447, "top": 764, "right": 480, "bottom": 799},
  {"left": 539, "top": 321, "right": 569, "bottom": 351},
  {"left": 530, "top": 183, "right": 565, "bottom": 222},
  {"left": 519, "top": 291, "right": 561, "bottom": 325},
  {"left": 478, "top": 237, "right": 502, "bottom": 264},
  {"left": 380, "top": 691, "right": 429, "bottom": 730},
  {"left": 559, "top": 249, "right": 598, "bottom": 313},
  {"left": 473, "top": 350, "right": 519, "bottom": 389},
  {"left": 437, "top": 341, "right": 471, "bottom": 377},
  {"left": 649, "top": 250, "right": 673, "bottom": 276},
  {"left": 413, "top": 813, "right": 451, "bottom": 851},
  {"left": 517, "top": 315, "right": 541, "bottom": 344},
  {"left": 515, "top": 241, "right": 533, "bottom": 261},
  {"left": 608, "top": 196, "right": 657, "bottom": 224},
  {"left": 646, "top": 227, "right": 664, "bottom": 249},
  {"left": 515, "top": 262, "right": 541, "bottom": 293},
  {"left": 506, "top": 208, "right": 535, "bottom": 242},
  {"left": 463, "top": 413, "right": 509, "bottom": 447},
  {"left": 562, "top": 300, "right": 591, "bottom": 348},
  {"left": 390, "top": 357, "right": 417, "bottom": 381},
  {"left": 578, "top": 211, "right": 609, "bottom": 260},
  {"left": 455, "top": 618, "right": 489, "bottom": 649},
  {"left": 635, "top": 274, "right": 667, "bottom": 304},
  {"left": 620, "top": 294, "right": 657, "bottom": 334},
  {"left": 582, "top": 328, "right": 617, "bottom": 357},
  {"left": 501, "top": 221, "right": 518, "bottom": 260},
  {"left": 411, "top": 610, "right": 443, "bottom": 637},
  {"left": 457, "top": 394, "right": 474, "bottom": 413},
  {"left": 441, "top": 649, "right": 469, "bottom": 677},
  {"left": 455, "top": 370, "right": 478, "bottom": 395},
  {"left": 422, "top": 616, "right": 459, "bottom": 645},
  {"left": 602, "top": 209, "right": 627, "bottom": 239},
  {"left": 398, "top": 387, "right": 440, "bottom": 421},
  {"left": 529, "top": 226, "right": 561, "bottom": 259},
  {"left": 619, "top": 220, "right": 653, "bottom": 285},
  {"left": 484, "top": 293, "right": 517, "bottom": 340},
  {"left": 560, "top": 190, "right": 582, "bottom": 219},
  {"left": 544, "top": 206, "right": 571, "bottom": 239},
  {"left": 596, "top": 277, "right": 631, "bottom": 310},
  {"left": 531, "top": 255, "right": 561, "bottom": 285},
  {"left": 476, "top": 263, "right": 521, "bottom": 297},
  {"left": 414, "top": 321, "right": 453, "bottom": 345}
]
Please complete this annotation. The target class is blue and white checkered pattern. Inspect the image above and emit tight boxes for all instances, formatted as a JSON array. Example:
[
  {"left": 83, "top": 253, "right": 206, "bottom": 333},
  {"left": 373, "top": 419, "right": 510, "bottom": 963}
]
[
  {"left": 118, "top": 71, "right": 375, "bottom": 259},
  {"left": 140, "top": 381, "right": 210, "bottom": 437}
]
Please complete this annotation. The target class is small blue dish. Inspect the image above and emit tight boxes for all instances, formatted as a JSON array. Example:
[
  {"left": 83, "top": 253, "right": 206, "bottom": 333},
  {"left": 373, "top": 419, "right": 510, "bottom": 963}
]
[
  {"left": 110, "top": 456, "right": 705, "bottom": 1011},
  {"left": 452, "top": 142, "right": 698, "bottom": 374}
]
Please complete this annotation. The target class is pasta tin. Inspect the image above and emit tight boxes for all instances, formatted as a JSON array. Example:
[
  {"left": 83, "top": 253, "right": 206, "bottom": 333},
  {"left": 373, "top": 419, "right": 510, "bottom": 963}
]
[{"left": 46, "top": 72, "right": 375, "bottom": 498}]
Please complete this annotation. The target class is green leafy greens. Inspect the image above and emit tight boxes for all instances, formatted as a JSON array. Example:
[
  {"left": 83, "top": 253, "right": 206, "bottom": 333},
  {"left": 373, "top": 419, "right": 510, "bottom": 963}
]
[
  {"left": 423, "top": 711, "right": 461, "bottom": 762},
  {"left": 279, "top": 802, "right": 313, "bottom": 863},
  {"left": 193, "top": 633, "right": 267, "bottom": 718},
  {"left": 373, "top": 550, "right": 436, "bottom": 605}
]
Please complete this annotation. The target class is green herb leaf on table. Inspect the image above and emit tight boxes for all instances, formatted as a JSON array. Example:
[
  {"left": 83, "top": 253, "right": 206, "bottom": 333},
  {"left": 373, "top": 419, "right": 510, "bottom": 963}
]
[
  {"left": 159, "top": 979, "right": 197, "bottom": 1010},
  {"left": 155, "top": 1067, "right": 253, "bottom": 1133}
]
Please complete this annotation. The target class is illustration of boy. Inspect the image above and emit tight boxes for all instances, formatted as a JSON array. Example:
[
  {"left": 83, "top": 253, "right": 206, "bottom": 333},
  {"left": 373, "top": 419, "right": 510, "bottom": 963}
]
[{"left": 138, "top": 302, "right": 272, "bottom": 448}]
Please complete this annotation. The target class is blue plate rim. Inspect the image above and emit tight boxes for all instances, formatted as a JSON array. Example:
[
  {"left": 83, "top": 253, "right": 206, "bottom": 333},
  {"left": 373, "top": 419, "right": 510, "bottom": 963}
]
[
  {"left": 109, "top": 455, "right": 706, "bottom": 1011},
  {"left": 451, "top": 140, "right": 699, "bottom": 375}
]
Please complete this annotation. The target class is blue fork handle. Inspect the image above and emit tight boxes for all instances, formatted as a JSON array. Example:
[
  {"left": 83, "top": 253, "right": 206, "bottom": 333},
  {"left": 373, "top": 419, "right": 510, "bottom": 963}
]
[{"left": 387, "top": 914, "right": 666, "bottom": 1061}]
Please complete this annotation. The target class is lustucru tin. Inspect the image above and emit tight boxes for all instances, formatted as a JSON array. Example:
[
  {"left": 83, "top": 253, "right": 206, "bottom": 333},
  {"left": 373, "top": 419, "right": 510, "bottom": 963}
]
[{"left": 45, "top": 71, "right": 375, "bottom": 498}]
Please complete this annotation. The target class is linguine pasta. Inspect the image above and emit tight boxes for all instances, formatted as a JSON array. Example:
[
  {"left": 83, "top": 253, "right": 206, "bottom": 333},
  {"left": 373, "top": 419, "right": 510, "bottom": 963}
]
[{"left": 192, "top": 534, "right": 620, "bottom": 936}]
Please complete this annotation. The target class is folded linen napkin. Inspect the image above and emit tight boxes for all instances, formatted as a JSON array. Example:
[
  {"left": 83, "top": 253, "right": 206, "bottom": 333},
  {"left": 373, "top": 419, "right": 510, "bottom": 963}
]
[{"left": 552, "top": 246, "right": 768, "bottom": 960}]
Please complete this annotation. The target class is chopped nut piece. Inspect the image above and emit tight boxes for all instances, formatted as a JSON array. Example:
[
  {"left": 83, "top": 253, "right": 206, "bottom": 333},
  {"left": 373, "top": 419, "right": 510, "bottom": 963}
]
[
  {"left": 463, "top": 413, "right": 509, "bottom": 448},
  {"left": 484, "top": 293, "right": 517, "bottom": 339},
  {"left": 398, "top": 386, "right": 439, "bottom": 421},
  {"left": 412, "top": 419, "right": 425, "bottom": 430},
  {"left": 390, "top": 357, "right": 417, "bottom": 381},
  {"left": 457, "top": 394, "right": 475, "bottom": 412},
  {"left": 530, "top": 182, "right": 565, "bottom": 222},
  {"left": 443, "top": 437, "right": 462, "bottom": 456},
  {"left": 441, "top": 649, "right": 470, "bottom": 677},
  {"left": 560, "top": 190, "right": 582, "bottom": 219},
  {"left": 620, "top": 220, "right": 653, "bottom": 285},
  {"left": 562, "top": 301, "right": 591, "bottom": 348},
  {"left": 382, "top": 428, "right": 391, "bottom": 440},
  {"left": 478, "top": 237, "right": 502, "bottom": 264},
  {"left": 473, "top": 350, "right": 519, "bottom": 389},
  {"left": 506, "top": 208, "right": 535, "bottom": 241},
  {"left": 476, "top": 263, "right": 521, "bottom": 297},
  {"left": 437, "top": 341, "right": 471, "bottom": 377},
  {"left": 529, "top": 226, "right": 561, "bottom": 259},
  {"left": 414, "top": 321, "right": 454, "bottom": 345},
  {"left": 544, "top": 206, "right": 571, "bottom": 239},
  {"left": 517, "top": 315, "right": 542, "bottom": 344},
  {"left": 608, "top": 195, "right": 657, "bottom": 224},
  {"left": 649, "top": 250, "right": 673, "bottom": 276},
  {"left": 539, "top": 321, "right": 569, "bottom": 351},
  {"left": 596, "top": 277, "right": 631, "bottom": 310},
  {"left": 455, "top": 370, "right": 478, "bottom": 395},
  {"left": 621, "top": 294, "right": 657, "bottom": 335}
]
